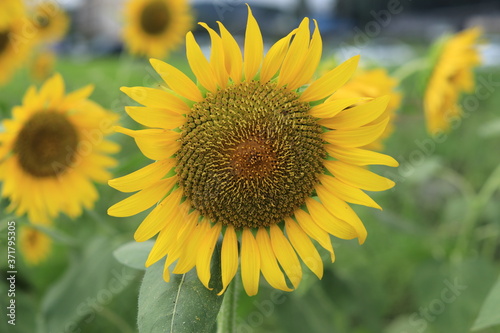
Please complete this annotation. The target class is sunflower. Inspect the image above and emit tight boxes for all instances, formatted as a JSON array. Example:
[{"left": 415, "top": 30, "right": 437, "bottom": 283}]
[
  {"left": 19, "top": 225, "right": 52, "bottom": 265},
  {"left": 109, "top": 6, "right": 398, "bottom": 296},
  {"left": 0, "top": 11, "right": 34, "bottom": 85},
  {"left": 29, "top": 1, "right": 69, "bottom": 43},
  {"left": 122, "top": 0, "right": 192, "bottom": 58},
  {"left": 0, "top": 74, "right": 120, "bottom": 224},
  {"left": 0, "top": 0, "right": 24, "bottom": 24},
  {"left": 30, "top": 49, "right": 56, "bottom": 81},
  {"left": 331, "top": 68, "right": 401, "bottom": 151},
  {"left": 424, "top": 27, "right": 482, "bottom": 135}
]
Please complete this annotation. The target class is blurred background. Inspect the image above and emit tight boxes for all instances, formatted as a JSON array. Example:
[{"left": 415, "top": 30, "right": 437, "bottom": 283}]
[{"left": 1, "top": 0, "right": 500, "bottom": 333}]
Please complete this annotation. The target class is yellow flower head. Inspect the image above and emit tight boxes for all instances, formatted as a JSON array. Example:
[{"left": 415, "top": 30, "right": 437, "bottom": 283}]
[
  {"left": 109, "top": 7, "right": 398, "bottom": 296},
  {"left": 123, "top": 0, "right": 193, "bottom": 58},
  {"left": 30, "top": 49, "right": 56, "bottom": 81},
  {"left": 332, "top": 68, "right": 402, "bottom": 151},
  {"left": 424, "top": 27, "right": 482, "bottom": 135},
  {"left": 0, "top": 74, "right": 120, "bottom": 224},
  {"left": 29, "top": 1, "right": 70, "bottom": 43},
  {"left": 19, "top": 225, "right": 52, "bottom": 265},
  {"left": 0, "top": 5, "right": 34, "bottom": 85}
]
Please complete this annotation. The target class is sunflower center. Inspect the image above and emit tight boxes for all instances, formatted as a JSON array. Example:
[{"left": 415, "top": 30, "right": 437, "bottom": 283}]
[
  {"left": 140, "top": 1, "right": 170, "bottom": 35},
  {"left": 177, "top": 81, "right": 326, "bottom": 229},
  {"left": 0, "top": 30, "right": 10, "bottom": 54},
  {"left": 14, "top": 111, "right": 79, "bottom": 178},
  {"left": 35, "top": 13, "right": 51, "bottom": 29}
]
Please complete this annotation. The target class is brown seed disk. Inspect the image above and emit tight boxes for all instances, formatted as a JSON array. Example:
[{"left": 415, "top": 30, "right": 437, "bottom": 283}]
[
  {"left": 14, "top": 111, "right": 79, "bottom": 178},
  {"left": 140, "top": 1, "right": 170, "bottom": 35},
  {"left": 177, "top": 81, "right": 325, "bottom": 229}
]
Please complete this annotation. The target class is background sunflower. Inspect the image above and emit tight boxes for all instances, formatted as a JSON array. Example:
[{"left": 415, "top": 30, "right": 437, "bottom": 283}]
[
  {"left": 0, "top": 74, "right": 119, "bottom": 224},
  {"left": 122, "top": 0, "right": 193, "bottom": 58}
]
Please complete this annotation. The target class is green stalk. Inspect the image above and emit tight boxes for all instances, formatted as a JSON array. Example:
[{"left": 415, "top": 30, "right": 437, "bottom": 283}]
[
  {"left": 452, "top": 163, "right": 500, "bottom": 261},
  {"left": 217, "top": 271, "right": 240, "bottom": 333}
]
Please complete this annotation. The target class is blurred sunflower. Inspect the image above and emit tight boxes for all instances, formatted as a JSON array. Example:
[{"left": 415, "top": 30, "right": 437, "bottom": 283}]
[
  {"left": 0, "top": 0, "right": 24, "bottom": 23},
  {"left": 331, "top": 69, "right": 401, "bottom": 151},
  {"left": 109, "top": 6, "right": 398, "bottom": 296},
  {"left": 0, "top": 6, "right": 34, "bottom": 85},
  {"left": 0, "top": 74, "right": 120, "bottom": 224},
  {"left": 19, "top": 225, "right": 52, "bottom": 265},
  {"left": 424, "top": 27, "right": 482, "bottom": 135},
  {"left": 30, "top": 49, "right": 56, "bottom": 81},
  {"left": 29, "top": 1, "right": 69, "bottom": 43},
  {"left": 123, "top": 0, "right": 192, "bottom": 58}
]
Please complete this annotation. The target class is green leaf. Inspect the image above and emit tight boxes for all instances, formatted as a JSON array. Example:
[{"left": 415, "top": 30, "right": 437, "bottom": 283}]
[
  {"left": 113, "top": 240, "right": 154, "bottom": 270},
  {"left": 40, "top": 236, "right": 139, "bottom": 333},
  {"left": 472, "top": 274, "right": 500, "bottom": 331},
  {"left": 137, "top": 244, "right": 223, "bottom": 333}
]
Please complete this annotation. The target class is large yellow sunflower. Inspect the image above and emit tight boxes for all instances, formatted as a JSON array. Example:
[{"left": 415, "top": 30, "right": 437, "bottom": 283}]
[
  {"left": 331, "top": 68, "right": 401, "bottom": 151},
  {"left": 0, "top": 74, "right": 120, "bottom": 224},
  {"left": 29, "top": 1, "right": 70, "bottom": 43},
  {"left": 424, "top": 27, "right": 482, "bottom": 135},
  {"left": 19, "top": 225, "right": 52, "bottom": 265},
  {"left": 109, "top": 7, "right": 398, "bottom": 296},
  {"left": 122, "top": 0, "right": 193, "bottom": 58},
  {"left": 0, "top": 6, "right": 34, "bottom": 85}
]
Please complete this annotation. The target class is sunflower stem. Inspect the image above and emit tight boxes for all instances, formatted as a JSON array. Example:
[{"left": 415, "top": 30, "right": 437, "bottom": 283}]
[
  {"left": 452, "top": 163, "right": 500, "bottom": 261},
  {"left": 217, "top": 270, "right": 240, "bottom": 333},
  {"left": 392, "top": 57, "right": 429, "bottom": 82}
]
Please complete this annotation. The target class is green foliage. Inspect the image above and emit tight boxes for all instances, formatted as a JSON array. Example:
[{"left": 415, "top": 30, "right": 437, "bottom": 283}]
[
  {"left": 472, "top": 274, "right": 500, "bottom": 331},
  {"left": 137, "top": 245, "right": 223, "bottom": 333},
  {"left": 114, "top": 241, "right": 155, "bottom": 270},
  {"left": 39, "top": 236, "right": 139, "bottom": 333}
]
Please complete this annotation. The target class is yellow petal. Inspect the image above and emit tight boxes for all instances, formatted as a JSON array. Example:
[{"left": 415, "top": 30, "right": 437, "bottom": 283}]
[
  {"left": 324, "top": 160, "right": 395, "bottom": 191},
  {"left": 324, "top": 145, "right": 399, "bottom": 167},
  {"left": 161, "top": 211, "right": 200, "bottom": 268},
  {"left": 134, "top": 188, "right": 183, "bottom": 241},
  {"left": 293, "top": 210, "right": 335, "bottom": 262},
  {"left": 114, "top": 126, "right": 180, "bottom": 160},
  {"left": 269, "top": 224, "right": 302, "bottom": 289},
  {"left": 173, "top": 220, "right": 211, "bottom": 274},
  {"left": 199, "top": 22, "right": 229, "bottom": 89},
  {"left": 163, "top": 261, "right": 171, "bottom": 282},
  {"left": 120, "top": 87, "right": 190, "bottom": 114},
  {"left": 125, "top": 106, "right": 186, "bottom": 130},
  {"left": 241, "top": 228, "right": 260, "bottom": 296},
  {"left": 108, "top": 159, "right": 175, "bottom": 192},
  {"left": 278, "top": 18, "right": 310, "bottom": 88},
  {"left": 22, "top": 85, "right": 39, "bottom": 105},
  {"left": 319, "top": 174, "right": 381, "bottom": 209},
  {"left": 243, "top": 5, "right": 263, "bottom": 81},
  {"left": 217, "top": 21, "right": 243, "bottom": 83},
  {"left": 218, "top": 225, "right": 239, "bottom": 295},
  {"left": 315, "top": 186, "right": 367, "bottom": 244},
  {"left": 286, "top": 19, "right": 322, "bottom": 90},
  {"left": 309, "top": 97, "right": 364, "bottom": 118},
  {"left": 41, "top": 73, "right": 65, "bottom": 106},
  {"left": 186, "top": 32, "right": 218, "bottom": 92},
  {"left": 256, "top": 227, "right": 292, "bottom": 292},
  {"left": 149, "top": 58, "right": 203, "bottom": 102},
  {"left": 260, "top": 29, "right": 296, "bottom": 83},
  {"left": 300, "top": 55, "right": 359, "bottom": 102},
  {"left": 305, "top": 198, "right": 357, "bottom": 240},
  {"left": 284, "top": 218, "right": 323, "bottom": 279},
  {"left": 322, "top": 117, "right": 389, "bottom": 148},
  {"left": 61, "top": 84, "right": 94, "bottom": 109},
  {"left": 318, "top": 95, "right": 390, "bottom": 129},
  {"left": 196, "top": 222, "right": 222, "bottom": 290},
  {"left": 107, "top": 177, "right": 176, "bottom": 217}
]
